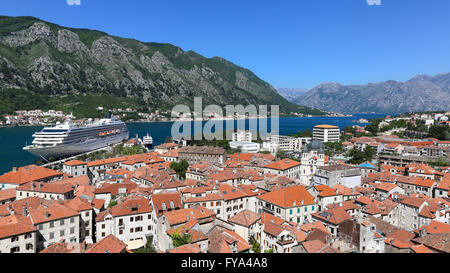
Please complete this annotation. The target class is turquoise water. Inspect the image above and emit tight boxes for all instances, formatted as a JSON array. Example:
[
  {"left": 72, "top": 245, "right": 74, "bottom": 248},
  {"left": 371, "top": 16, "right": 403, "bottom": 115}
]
[{"left": 0, "top": 113, "right": 386, "bottom": 174}]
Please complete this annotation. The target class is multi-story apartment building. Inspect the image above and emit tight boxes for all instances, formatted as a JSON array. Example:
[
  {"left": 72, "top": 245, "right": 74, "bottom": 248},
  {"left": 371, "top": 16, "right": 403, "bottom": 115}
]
[
  {"left": 232, "top": 130, "right": 253, "bottom": 142},
  {"left": 16, "top": 182, "right": 75, "bottom": 201},
  {"left": 313, "top": 165, "right": 362, "bottom": 188},
  {"left": 63, "top": 197, "right": 94, "bottom": 244},
  {"left": 62, "top": 160, "right": 88, "bottom": 177},
  {"left": 95, "top": 197, "right": 156, "bottom": 249},
  {"left": 313, "top": 125, "right": 340, "bottom": 143},
  {"left": 263, "top": 135, "right": 311, "bottom": 152},
  {"left": 263, "top": 159, "right": 301, "bottom": 179},
  {"left": 29, "top": 203, "right": 80, "bottom": 251},
  {"left": 178, "top": 146, "right": 226, "bottom": 165},
  {"left": 256, "top": 185, "right": 317, "bottom": 224}
]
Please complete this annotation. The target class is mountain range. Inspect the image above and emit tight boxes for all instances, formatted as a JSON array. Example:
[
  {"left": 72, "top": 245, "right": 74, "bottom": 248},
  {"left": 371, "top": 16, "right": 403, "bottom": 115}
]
[
  {"left": 0, "top": 16, "right": 324, "bottom": 117},
  {"left": 275, "top": 87, "right": 308, "bottom": 103},
  {"left": 289, "top": 73, "right": 450, "bottom": 114}
]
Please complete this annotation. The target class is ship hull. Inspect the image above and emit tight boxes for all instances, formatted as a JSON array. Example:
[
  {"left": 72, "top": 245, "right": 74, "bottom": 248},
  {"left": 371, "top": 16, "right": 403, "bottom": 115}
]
[{"left": 24, "top": 132, "right": 129, "bottom": 159}]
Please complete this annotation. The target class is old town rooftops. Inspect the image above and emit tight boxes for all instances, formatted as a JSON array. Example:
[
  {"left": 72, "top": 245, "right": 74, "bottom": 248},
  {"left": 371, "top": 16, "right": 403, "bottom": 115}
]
[{"left": 0, "top": 165, "right": 64, "bottom": 185}]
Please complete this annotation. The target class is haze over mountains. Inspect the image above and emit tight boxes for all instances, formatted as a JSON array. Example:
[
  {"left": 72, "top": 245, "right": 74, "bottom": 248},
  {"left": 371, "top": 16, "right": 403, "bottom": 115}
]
[
  {"left": 275, "top": 88, "right": 308, "bottom": 103},
  {"left": 0, "top": 15, "right": 324, "bottom": 116},
  {"left": 280, "top": 73, "right": 450, "bottom": 114}
]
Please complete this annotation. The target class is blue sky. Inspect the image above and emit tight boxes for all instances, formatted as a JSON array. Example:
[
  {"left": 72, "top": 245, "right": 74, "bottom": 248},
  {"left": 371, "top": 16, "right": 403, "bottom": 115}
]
[{"left": 1, "top": 0, "right": 449, "bottom": 89}]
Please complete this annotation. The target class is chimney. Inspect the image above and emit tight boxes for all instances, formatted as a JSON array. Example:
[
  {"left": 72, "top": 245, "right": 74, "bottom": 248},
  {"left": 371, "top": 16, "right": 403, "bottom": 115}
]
[
  {"left": 22, "top": 206, "right": 28, "bottom": 216},
  {"left": 31, "top": 182, "right": 34, "bottom": 190},
  {"left": 82, "top": 241, "right": 88, "bottom": 252},
  {"left": 45, "top": 211, "right": 50, "bottom": 219},
  {"left": 12, "top": 167, "right": 17, "bottom": 173}
]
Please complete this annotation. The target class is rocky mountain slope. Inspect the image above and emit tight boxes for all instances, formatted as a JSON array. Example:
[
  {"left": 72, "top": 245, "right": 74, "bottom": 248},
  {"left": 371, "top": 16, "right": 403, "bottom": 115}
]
[
  {"left": 0, "top": 16, "right": 324, "bottom": 117},
  {"left": 294, "top": 73, "right": 450, "bottom": 114},
  {"left": 275, "top": 87, "right": 307, "bottom": 103}
]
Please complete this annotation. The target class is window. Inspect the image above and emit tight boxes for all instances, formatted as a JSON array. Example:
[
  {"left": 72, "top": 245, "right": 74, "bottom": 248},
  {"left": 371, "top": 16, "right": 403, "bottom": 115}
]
[
  {"left": 11, "top": 236, "right": 19, "bottom": 242},
  {"left": 49, "top": 232, "right": 54, "bottom": 240},
  {"left": 10, "top": 247, "right": 20, "bottom": 253},
  {"left": 130, "top": 217, "right": 134, "bottom": 222},
  {"left": 85, "top": 211, "right": 90, "bottom": 217},
  {"left": 102, "top": 224, "right": 106, "bottom": 229},
  {"left": 148, "top": 214, "right": 151, "bottom": 219},
  {"left": 60, "top": 230, "right": 65, "bottom": 236},
  {"left": 130, "top": 228, "right": 134, "bottom": 233},
  {"left": 60, "top": 219, "right": 65, "bottom": 225},
  {"left": 50, "top": 222, "right": 54, "bottom": 228},
  {"left": 119, "top": 229, "right": 123, "bottom": 235},
  {"left": 148, "top": 225, "right": 152, "bottom": 231},
  {"left": 70, "top": 227, "right": 75, "bottom": 234},
  {"left": 26, "top": 244, "right": 33, "bottom": 251},
  {"left": 25, "top": 233, "right": 32, "bottom": 239}
]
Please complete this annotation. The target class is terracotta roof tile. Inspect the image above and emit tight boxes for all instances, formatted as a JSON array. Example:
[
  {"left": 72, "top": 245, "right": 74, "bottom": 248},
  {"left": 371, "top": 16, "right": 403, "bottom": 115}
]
[
  {"left": 257, "top": 185, "right": 315, "bottom": 208},
  {"left": 0, "top": 165, "right": 63, "bottom": 185}
]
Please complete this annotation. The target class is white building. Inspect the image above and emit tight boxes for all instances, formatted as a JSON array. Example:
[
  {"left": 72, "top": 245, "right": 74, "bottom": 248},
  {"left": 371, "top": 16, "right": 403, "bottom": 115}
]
[
  {"left": 313, "top": 125, "right": 340, "bottom": 143},
  {"left": 232, "top": 130, "right": 253, "bottom": 142},
  {"left": 95, "top": 197, "right": 156, "bottom": 250},
  {"left": 29, "top": 203, "right": 80, "bottom": 251},
  {"left": 229, "top": 141, "right": 260, "bottom": 153},
  {"left": 0, "top": 215, "right": 37, "bottom": 253},
  {"left": 62, "top": 160, "right": 88, "bottom": 177}
]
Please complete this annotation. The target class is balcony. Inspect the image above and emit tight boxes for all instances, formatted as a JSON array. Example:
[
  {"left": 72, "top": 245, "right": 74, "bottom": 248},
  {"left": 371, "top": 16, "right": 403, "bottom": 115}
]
[{"left": 277, "top": 239, "right": 295, "bottom": 246}]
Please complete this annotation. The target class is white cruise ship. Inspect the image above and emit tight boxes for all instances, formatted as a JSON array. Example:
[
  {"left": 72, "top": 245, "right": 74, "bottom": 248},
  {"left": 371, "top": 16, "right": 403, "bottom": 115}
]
[
  {"left": 142, "top": 132, "right": 153, "bottom": 148},
  {"left": 23, "top": 113, "right": 129, "bottom": 159}
]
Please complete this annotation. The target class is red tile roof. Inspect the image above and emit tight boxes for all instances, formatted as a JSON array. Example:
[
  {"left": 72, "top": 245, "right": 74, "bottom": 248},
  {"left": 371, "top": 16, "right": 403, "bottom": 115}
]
[
  {"left": 0, "top": 188, "right": 16, "bottom": 201},
  {"left": 111, "top": 197, "right": 153, "bottom": 217},
  {"left": 0, "top": 215, "right": 36, "bottom": 239},
  {"left": 264, "top": 159, "right": 300, "bottom": 171},
  {"left": 64, "top": 160, "right": 87, "bottom": 166},
  {"left": 84, "top": 234, "right": 128, "bottom": 253},
  {"left": 164, "top": 206, "right": 215, "bottom": 226},
  {"left": 17, "top": 181, "right": 74, "bottom": 194},
  {"left": 152, "top": 192, "right": 182, "bottom": 216},
  {"left": 312, "top": 207, "right": 352, "bottom": 225},
  {"left": 228, "top": 209, "right": 260, "bottom": 227},
  {"left": 207, "top": 226, "right": 251, "bottom": 253},
  {"left": 0, "top": 165, "right": 63, "bottom": 185},
  {"left": 168, "top": 243, "right": 202, "bottom": 253},
  {"left": 257, "top": 185, "right": 315, "bottom": 208},
  {"left": 29, "top": 203, "right": 79, "bottom": 224}
]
